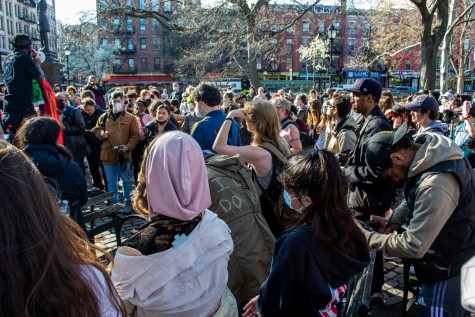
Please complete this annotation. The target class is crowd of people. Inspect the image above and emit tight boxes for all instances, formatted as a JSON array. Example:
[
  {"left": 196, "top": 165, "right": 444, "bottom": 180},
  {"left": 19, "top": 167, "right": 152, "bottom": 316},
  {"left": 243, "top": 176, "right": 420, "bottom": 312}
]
[{"left": 1, "top": 33, "right": 475, "bottom": 317}]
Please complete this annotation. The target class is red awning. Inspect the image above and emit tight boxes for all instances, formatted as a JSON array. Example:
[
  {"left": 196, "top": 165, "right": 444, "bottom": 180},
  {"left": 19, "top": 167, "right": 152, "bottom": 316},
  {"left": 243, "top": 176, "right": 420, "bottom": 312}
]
[{"left": 107, "top": 74, "right": 173, "bottom": 84}]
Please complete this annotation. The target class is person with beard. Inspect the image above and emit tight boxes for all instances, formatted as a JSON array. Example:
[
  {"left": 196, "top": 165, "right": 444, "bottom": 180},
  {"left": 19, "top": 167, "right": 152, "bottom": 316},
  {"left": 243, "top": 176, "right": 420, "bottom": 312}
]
[
  {"left": 55, "top": 93, "right": 90, "bottom": 175},
  {"left": 1, "top": 34, "right": 44, "bottom": 137},
  {"left": 93, "top": 91, "right": 140, "bottom": 212},
  {"left": 144, "top": 104, "right": 177, "bottom": 145},
  {"left": 344, "top": 78, "right": 395, "bottom": 304}
]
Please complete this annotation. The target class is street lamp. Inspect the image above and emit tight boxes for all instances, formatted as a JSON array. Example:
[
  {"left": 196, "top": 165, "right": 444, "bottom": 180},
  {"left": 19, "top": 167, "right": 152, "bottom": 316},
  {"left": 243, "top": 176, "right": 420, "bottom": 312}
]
[
  {"left": 64, "top": 47, "right": 70, "bottom": 86},
  {"left": 327, "top": 24, "right": 337, "bottom": 87}
]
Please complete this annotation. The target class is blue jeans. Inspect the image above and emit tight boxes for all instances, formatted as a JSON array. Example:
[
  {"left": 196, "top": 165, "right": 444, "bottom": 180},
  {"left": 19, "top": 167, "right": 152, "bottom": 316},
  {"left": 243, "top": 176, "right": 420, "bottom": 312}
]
[{"left": 103, "top": 162, "right": 133, "bottom": 205}]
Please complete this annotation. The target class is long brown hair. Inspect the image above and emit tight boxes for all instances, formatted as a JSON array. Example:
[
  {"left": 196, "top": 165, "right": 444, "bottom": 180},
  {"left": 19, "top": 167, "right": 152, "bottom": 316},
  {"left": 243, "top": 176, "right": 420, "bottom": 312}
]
[
  {"left": 281, "top": 149, "right": 368, "bottom": 258},
  {"left": 0, "top": 141, "right": 126, "bottom": 316},
  {"left": 307, "top": 99, "right": 322, "bottom": 128},
  {"left": 244, "top": 100, "right": 291, "bottom": 156}
]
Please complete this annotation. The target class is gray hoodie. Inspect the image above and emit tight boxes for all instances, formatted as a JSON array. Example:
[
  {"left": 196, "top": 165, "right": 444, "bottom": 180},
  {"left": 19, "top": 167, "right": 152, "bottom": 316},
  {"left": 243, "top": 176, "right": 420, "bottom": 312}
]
[{"left": 364, "top": 134, "right": 464, "bottom": 259}]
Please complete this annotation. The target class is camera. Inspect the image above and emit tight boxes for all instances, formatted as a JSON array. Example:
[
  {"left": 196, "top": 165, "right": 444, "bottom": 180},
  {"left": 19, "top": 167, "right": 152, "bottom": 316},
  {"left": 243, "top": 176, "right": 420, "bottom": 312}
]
[
  {"left": 113, "top": 145, "right": 122, "bottom": 150},
  {"left": 90, "top": 82, "right": 95, "bottom": 86},
  {"left": 358, "top": 220, "right": 381, "bottom": 232}
]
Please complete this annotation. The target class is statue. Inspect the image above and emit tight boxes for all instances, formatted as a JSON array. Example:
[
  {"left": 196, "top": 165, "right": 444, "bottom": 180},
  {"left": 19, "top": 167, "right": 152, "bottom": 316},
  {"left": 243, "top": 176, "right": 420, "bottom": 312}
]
[{"left": 36, "top": 0, "right": 50, "bottom": 51}]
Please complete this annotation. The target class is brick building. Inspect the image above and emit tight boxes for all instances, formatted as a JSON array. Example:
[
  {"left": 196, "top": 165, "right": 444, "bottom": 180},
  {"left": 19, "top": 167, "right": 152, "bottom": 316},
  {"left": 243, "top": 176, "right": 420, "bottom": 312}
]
[{"left": 96, "top": 0, "right": 195, "bottom": 86}]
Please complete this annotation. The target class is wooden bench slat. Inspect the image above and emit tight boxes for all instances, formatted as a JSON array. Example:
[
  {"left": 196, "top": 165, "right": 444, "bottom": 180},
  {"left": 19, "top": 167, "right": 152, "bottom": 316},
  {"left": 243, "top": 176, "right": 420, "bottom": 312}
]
[
  {"left": 82, "top": 192, "right": 116, "bottom": 209},
  {"left": 83, "top": 204, "right": 122, "bottom": 223}
]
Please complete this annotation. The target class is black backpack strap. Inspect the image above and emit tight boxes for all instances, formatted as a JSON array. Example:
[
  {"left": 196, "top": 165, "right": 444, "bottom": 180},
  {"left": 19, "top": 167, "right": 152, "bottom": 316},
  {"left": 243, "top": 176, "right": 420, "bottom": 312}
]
[{"left": 100, "top": 112, "right": 108, "bottom": 130}]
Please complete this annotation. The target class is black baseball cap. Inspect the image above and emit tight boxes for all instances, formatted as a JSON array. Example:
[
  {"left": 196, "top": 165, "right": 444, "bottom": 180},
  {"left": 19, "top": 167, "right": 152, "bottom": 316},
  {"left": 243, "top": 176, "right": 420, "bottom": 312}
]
[
  {"left": 365, "top": 122, "right": 409, "bottom": 174},
  {"left": 404, "top": 95, "right": 439, "bottom": 111},
  {"left": 346, "top": 78, "right": 382, "bottom": 99}
]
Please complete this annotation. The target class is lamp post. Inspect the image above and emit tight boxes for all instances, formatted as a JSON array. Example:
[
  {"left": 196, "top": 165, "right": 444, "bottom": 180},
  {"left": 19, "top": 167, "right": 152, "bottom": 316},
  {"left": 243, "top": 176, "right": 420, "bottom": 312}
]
[
  {"left": 327, "top": 24, "right": 336, "bottom": 87},
  {"left": 64, "top": 47, "right": 70, "bottom": 86}
]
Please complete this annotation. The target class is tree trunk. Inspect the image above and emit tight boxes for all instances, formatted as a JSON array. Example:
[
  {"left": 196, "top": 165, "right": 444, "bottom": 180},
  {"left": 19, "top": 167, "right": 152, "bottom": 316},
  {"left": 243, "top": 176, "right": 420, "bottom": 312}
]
[
  {"left": 457, "top": 36, "right": 465, "bottom": 93},
  {"left": 440, "top": 0, "right": 457, "bottom": 93},
  {"left": 420, "top": 37, "right": 439, "bottom": 90}
]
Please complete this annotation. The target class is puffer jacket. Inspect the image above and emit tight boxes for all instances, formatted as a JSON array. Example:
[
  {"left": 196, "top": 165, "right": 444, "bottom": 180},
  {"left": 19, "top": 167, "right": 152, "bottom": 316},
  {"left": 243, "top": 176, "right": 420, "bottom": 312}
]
[{"left": 93, "top": 110, "right": 140, "bottom": 164}]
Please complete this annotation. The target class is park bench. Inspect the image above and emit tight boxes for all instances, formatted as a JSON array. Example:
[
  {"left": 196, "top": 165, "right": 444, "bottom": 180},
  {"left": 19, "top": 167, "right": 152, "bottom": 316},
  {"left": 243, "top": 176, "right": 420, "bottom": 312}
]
[
  {"left": 82, "top": 191, "right": 123, "bottom": 246},
  {"left": 82, "top": 191, "right": 146, "bottom": 247}
]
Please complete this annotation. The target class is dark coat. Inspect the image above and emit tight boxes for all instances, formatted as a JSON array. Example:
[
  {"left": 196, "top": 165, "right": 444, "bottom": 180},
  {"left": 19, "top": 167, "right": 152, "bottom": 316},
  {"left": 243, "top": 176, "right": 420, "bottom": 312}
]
[
  {"left": 82, "top": 106, "right": 105, "bottom": 154},
  {"left": 62, "top": 105, "right": 90, "bottom": 161},
  {"left": 144, "top": 120, "right": 177, "bottom": 145},
  {"left": 257, "top": 226, "right": 369, "bottom": 316},
  {"left": 345, "top": 106, "right": 395, "bottom": 217},
  {"left": 23, "top": 143, "right": 88, "bottom": 207},
  {"left": 83, "top": 84, "right": 106, "bottom": 109}
]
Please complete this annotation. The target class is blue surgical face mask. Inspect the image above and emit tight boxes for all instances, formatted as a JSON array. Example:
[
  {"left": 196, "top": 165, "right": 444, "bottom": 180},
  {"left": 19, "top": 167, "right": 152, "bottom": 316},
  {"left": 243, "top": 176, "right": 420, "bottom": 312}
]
[{"left": 283, "top": 189, "right": 304, "bottom": 213}]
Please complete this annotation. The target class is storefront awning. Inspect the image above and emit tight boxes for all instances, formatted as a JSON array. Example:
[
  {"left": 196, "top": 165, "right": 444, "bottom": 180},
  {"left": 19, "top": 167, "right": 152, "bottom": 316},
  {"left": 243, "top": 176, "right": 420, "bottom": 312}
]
[{"left": 106, "top": 74, "right": 173, "bottom": 84}]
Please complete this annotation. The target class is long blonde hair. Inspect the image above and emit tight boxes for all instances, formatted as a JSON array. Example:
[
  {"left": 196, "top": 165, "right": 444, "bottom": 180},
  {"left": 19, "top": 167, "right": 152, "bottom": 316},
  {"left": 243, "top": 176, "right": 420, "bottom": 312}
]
[{"left": 244, "top": 100, "right": 291, "bottom": 156}]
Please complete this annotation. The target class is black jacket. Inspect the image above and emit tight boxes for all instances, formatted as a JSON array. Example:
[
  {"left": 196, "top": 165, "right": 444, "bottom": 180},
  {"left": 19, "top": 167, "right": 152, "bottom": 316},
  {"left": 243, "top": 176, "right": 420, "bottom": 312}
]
[
  {"left": 82, "top": 106, "right": 105, "bottom": 153},
  {"left": 62, "top": 105, "right": 90, "bottom": 160},
  {"left": 257, "top": 225, "right": 369, "bottom": 316},
  {"left": 23, "top": 143, "right": 88, "bottom": 208},
  {"left": 144, "top": 120, "right": 177, "bottom": 145},
  {"left": 345, "top": 106, "right": 395, "bottom": 217}
]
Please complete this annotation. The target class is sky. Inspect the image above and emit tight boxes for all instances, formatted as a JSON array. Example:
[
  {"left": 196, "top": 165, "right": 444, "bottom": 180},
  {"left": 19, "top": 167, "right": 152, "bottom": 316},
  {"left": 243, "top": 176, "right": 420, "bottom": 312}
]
[
  {"left": 55, "top": 0, "right": 96, "bottom": 24},
  {"left": 54, "top": 0, "right": 413, "bottom": 25}
]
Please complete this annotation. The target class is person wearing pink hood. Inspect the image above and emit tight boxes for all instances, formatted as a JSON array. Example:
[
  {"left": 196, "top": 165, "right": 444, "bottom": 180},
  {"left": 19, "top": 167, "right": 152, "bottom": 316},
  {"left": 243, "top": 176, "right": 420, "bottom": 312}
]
[{"left": 111, "top": 131, "right": 237, "bottom": 317}]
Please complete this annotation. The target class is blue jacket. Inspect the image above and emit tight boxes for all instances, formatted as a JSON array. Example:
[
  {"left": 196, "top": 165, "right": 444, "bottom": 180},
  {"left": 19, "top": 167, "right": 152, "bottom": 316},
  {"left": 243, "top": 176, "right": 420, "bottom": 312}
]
[{"left": 191, "top": 110, "right": 241, "bottom": 152}]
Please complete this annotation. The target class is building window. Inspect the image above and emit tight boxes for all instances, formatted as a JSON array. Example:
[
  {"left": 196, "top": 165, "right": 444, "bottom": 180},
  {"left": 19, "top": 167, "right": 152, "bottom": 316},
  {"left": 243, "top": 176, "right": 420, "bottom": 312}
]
[
  {"left": 348, "top": 38, "right": 356, "bottom": 53},
  {"left": 270, "top": 59, "right": 278, "bottom": 71},
  {"left": 126, "top": 0, "right": 132, "bottom": 5},
  {"left": 318, "top": 21, "right": 325, "bottom": 33},
  {"left": 286, "top": 25, "right": 294, "bottom": 33},
  {"left": 140, "top": 37, "right": 146, "bottom": 49},
  {"left": 286, "top": 57, "right": 293, "bottom": 70},
  {"left": 154, "top": 57, "right": 160, "bottom": 70},
  {"left": 128, "top": 58, "right": 135, "bottom": 71},
  {"left": 405, "top": 60, "right": 412, "bottom": 70},
  {"left": 127, "top": 38, "right": 134, "bottom": 50},
  {"left": 0, "top": 17, "right": 4, "bottom": 31},
  {"left": 256, "top": 58, "right": 261, "bottom": 70},
  {"left": 271, "top": 38, "right": 277, "bottom": 47},
  {"left": 164, "top": 1, "right": 171, "bottom": 12},
  {"left": 114, "top": 38, "right": 121, "bottom": 46},
  {"left": 101, "top": 18, "right": 107, "bottom": 31},
  {"left": 286, "top": 38, "right": 293, "bottom": 52},
  {"left": 139, "top": 0, "right": 145, "bottom": 9},
  {"left": 140, "top": 19, "right": 146, "bottom": 31},
  {"left": 302, "top": 20, "right": 310, "bottom": 33},
  {"left": 101, "top": 38, "right": 108, "bottom": 46},
  {"left": 1, "top": 37, "right": 5, "bottom": 49},
  {"left": 113, "top": 18, "right": 120, "bottom": 30},
  {"left": 152, "top": 0, "right": 159, "bottom": 11},
  {"left": 153, "top": 37, "right": 160, "bottom": 50},
  {"left": 141, "top": 58, "right": 148, "bottom": 71},
  {"left": 302, "top": 36, "right": 310, "bottom": 46},
  {"left": 464, "top": 38, "right": 470, "bottom": 51},
  {"left": 126, "top": 18, "right": 133, "bottom": 31}
]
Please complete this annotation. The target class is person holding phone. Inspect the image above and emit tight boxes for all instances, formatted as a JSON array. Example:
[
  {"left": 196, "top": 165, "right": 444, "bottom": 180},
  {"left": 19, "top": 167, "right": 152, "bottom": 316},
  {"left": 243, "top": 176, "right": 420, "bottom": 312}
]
[
  {"left": 453, "top": 100, "right": 475, "bottom": 157},
  {"left": 93, "top": 91, "right": 140, "bottom": 213},
  {"left": 83, "top": 75, "right": 106, "bottom": 109}
]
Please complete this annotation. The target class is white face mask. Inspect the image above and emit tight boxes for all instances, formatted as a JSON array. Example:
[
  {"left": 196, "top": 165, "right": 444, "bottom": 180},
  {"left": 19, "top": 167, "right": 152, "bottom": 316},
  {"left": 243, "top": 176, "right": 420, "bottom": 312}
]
[
  {"left": 113, "top": 102, "right": 124, "bottom": 113},
  {"left": 195, "top": 103, "right": 204, "bottom": 118}
]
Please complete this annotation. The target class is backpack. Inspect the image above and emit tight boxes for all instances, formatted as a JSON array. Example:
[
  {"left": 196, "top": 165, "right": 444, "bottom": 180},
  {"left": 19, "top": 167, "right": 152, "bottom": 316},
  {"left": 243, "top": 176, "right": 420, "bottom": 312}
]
[
  {"left": 282, "top": 119, "right": 313, "bottom": 149},
  {"left": 254, "top": 142, "right": 299, "bottom": 235}
]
